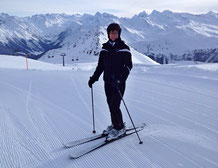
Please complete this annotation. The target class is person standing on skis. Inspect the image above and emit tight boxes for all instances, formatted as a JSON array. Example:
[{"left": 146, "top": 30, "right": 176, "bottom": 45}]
[{"left": 88, "top": 23, "right": 133, "bottom": 140}]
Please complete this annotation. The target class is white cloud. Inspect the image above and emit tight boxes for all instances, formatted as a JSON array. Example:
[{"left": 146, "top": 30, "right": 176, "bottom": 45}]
[{"left": 0, "top": 0, "right": 217, "bottom": 17}]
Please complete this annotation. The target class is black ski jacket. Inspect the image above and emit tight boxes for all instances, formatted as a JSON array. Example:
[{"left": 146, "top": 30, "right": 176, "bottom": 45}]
[{"left": 92, "top": 39, "right": 132, "bottom": 83}]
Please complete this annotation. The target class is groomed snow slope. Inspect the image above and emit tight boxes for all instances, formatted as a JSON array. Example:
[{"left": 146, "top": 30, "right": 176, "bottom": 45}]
[{"left": 0, "top": 55, "right": 218, "bottom": 168}]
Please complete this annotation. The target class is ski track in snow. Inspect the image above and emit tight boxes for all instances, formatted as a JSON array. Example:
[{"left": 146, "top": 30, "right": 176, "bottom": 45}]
[
  {"left": 71, "top": 74, "right": 112, "bottom": 128},
  {"left": 130, "top": 83, "right": 218, "bottom": 124},
  {"left": 70, "top": 77, "right": 91, "bottom": 117},
  {"left": 0, "top": 63, "right": 218, "bottom": 168},
  {"left": 91, "top": 71, "right": 218, "bottom": 167},
  {"left": 131, "top": 75, "right": 218, "bottom": 108},
  {"left": 130, "top": 75, "right": 218, "bottom": 124},
  {"left": 149, "top": 135, "right": 206, "bottom": 168},
  {"left": 93, "top": 79, "right": 218, "bottom": 137},
  {"left": 127, "top": 83, "right": 218, "bottom": 135},
  {"left": 0, "top": 80, "right": 88, "bottom": 126},
  {"left": 76, "top": 73, "right": 218, "bottom": 168}
]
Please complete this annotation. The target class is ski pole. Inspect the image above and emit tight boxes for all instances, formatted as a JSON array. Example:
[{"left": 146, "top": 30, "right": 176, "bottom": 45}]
[
  {"left": 116, "top": 86, "right": 143, "bottom": 144},
  {"left": 91, "top": 87, "right": 96, "bottom": 133}
]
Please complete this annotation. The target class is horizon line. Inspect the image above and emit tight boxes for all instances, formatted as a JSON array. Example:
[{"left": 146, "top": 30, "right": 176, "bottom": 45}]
[{"left": 1, "top": 9, "right": 218, "bottom": 18}]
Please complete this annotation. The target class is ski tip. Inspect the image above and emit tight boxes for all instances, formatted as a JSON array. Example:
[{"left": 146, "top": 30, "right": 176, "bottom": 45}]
[
  {"left": 63, "top": 143, "right": 68, "bottom": 148},
  {"left": 136, "top": 123, "right": 146, "bottom": 128},
  {"left": 141, "top": 123, "right": 147, "bottom": 127},
  {"left": 70, "top": 155, "right": 79, "bottom": 160},
  {"left": 63, "top": 143, "right": 74, "bottom": 148}
]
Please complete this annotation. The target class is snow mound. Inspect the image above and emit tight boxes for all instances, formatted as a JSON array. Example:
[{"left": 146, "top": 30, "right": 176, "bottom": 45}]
[
  {"left": 130, "top": 47, "right": 159, "bottom": 65},
  {"left": 0, "top": 55, "right": 72, "bottom": 71}
]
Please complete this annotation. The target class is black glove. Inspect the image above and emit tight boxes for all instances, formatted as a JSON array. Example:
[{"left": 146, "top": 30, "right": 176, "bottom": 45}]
[
  {"left": 112, "top": 79, "right": 121, "bottom": 88},
  {"left": 88, "top": 76, "right": 96, "bottom": 88}
]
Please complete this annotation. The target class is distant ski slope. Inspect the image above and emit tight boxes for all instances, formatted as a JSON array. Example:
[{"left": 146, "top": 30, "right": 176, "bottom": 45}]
[{"left": 0, "top": 55, "right": 218, "bottom": 168}]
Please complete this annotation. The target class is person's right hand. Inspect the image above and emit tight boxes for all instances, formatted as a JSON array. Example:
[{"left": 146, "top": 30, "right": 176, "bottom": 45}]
[{"left": 88, "top": 76, "right": 96, "bottom": 88}]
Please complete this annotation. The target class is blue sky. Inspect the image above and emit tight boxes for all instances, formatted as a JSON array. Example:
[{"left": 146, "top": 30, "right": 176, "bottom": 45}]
[{"left": 1, "top": 0, "right": 218, "bottom": 17}]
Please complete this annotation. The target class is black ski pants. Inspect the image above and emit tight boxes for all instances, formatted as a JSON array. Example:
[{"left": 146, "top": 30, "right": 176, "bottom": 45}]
[{"left": 104, "top": 82, "right": 125, "bottom": 130}]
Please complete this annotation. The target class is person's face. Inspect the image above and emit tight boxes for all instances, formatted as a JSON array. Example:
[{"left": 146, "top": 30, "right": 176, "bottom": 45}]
[{"left": 109, "top": 30, "right": 119, "bottom": 41}]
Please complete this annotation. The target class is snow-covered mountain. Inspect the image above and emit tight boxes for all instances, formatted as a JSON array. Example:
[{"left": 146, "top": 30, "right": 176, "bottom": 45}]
[
  {"left": 181, "top": 48, "right": 218, "bottom": 63},
  {"left": 0, "top": 10, "right": 218, "bottom": 63}
]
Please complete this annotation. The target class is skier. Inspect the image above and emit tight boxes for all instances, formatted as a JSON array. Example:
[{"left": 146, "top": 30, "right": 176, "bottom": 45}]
[{"left": 88, "top": 23, "right": 133, "bottom": 140}]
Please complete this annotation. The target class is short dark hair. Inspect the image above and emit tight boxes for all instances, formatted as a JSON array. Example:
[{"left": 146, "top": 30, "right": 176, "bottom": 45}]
[{"left": 107, "top": 23, "right": 121, "bottom": 39}]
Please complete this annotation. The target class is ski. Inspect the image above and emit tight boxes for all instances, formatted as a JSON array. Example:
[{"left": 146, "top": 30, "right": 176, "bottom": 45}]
[
  {"left": 63, "top": 133, "right": 105, "bottom": 148},
  {"left": 64, "top": 123, "right": 146, "bottom": 148},
  {"left": 70, "top": 127, "right": 144, "bottom": 159}
]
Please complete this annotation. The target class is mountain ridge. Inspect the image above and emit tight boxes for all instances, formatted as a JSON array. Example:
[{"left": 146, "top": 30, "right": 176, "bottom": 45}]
[{"left": 0, "top": 10, "right": 218, "bottom": 63}]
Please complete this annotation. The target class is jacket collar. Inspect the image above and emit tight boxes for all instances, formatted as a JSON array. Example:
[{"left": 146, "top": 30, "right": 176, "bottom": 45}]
[{"left": 103, "top": 38, "right": 125, "bottom": 50}]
